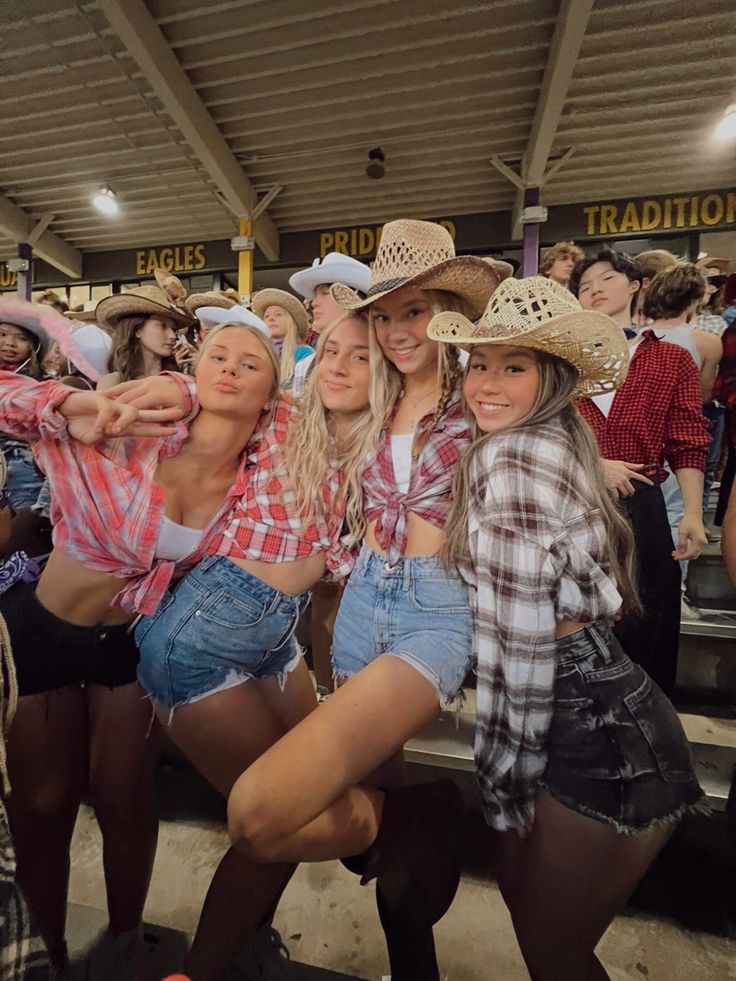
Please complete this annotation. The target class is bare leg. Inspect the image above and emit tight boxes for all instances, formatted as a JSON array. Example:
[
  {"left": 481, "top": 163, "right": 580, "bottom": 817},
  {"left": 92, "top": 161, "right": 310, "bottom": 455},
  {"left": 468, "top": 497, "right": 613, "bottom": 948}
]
[
  {"left": 309, "top": 581, "right": 342, "bottom": 693},
  {"left": 6, "top": 688, "right": 86, "bottom": 966},
  {"left": 228, "top": 656, "right": 441, "bottom": 862},
  {"left": 498, "top": 791, "right": 674, "bottom": 981},
  {"left": 167, "top": 663, "right": 316, "bottom": 981},
  {"left": 86, "top": 682, "right": 162, "bottom": 936}
]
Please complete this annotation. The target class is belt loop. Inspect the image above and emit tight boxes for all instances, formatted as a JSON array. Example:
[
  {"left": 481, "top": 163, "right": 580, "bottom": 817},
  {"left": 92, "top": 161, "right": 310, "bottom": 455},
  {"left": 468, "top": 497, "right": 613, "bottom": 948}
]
[
  {"left": 585, "top": 622, "right": 612, "bottom": 664},
  {"left": 402, "top": 556, "right": 412, "bottom": 592}
]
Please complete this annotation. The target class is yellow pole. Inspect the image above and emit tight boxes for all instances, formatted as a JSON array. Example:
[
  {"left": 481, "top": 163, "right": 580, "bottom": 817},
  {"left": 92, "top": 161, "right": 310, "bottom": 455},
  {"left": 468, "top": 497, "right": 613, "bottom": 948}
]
[{"left": 237, "top": 217, "right": 253, "bottom": 304}]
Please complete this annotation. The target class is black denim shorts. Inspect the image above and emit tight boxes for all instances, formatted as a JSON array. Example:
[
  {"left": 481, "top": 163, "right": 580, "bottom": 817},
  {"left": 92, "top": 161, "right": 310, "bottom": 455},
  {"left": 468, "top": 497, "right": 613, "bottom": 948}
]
[
  {"left": 0, "top": 582, "right": 139, "bottom": 696},
  {"left": 540, "top": 622, "right": 706, "bottom": 834}
]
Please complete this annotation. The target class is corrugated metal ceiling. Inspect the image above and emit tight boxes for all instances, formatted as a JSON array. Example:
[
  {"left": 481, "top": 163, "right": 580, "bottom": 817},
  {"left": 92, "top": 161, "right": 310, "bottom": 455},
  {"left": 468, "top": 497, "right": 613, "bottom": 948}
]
[{"left": 0, "top": 0, "right": 733, "bottom": 265}]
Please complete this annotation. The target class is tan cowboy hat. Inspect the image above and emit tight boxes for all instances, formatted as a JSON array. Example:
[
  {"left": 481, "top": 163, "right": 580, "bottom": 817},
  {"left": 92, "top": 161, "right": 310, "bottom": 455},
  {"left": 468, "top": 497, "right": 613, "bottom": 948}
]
[
  {"left": 427, "top": 276, "right": 629, "bottom": 397},
  {"left": 185, "top": 289, "right": 239, "bottom": 315},
  {"left": 63, "top": 300, "right": 99, "bottom": 323},
  {"left": 696, "top": 256, "right": 731, "bottom": 274},
  {"left": 251, "top": 288, "right": 309, "bottom": 336},
  {"left": 95, "top": 269, "right": 194, "bottom": 332},
  {"left": 330, "top": 219, "right": 506, "bottom": 318}
]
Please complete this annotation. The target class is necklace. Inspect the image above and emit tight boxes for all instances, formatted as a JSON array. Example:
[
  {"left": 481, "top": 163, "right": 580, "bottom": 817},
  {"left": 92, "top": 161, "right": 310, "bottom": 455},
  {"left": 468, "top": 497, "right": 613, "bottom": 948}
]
[{"left": 400, "top": 385, "right": 440, "bottom": 411}]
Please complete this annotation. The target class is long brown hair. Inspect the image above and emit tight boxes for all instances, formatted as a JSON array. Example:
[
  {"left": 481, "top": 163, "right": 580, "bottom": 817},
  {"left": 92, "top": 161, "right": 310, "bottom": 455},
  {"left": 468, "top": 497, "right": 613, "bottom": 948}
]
[
  {"left": 109, "top": 315, "right": 178, "bottom": 381},
  {"left": 444, "top": 351, "right": 641, "bottom": 615}
]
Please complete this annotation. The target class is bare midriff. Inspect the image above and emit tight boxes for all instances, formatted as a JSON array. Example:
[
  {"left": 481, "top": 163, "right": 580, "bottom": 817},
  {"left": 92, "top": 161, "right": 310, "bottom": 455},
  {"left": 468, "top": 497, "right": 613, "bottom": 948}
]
[
  {"left": 555, "top": 621, "right": 586, "bottom": 639},
  {"left": 34, "top": 550, "right": 133, "bottom": 627},
  {"left": 365, "top": 512, "right": 447, "bottom": 560},
  {"left": 228, "top": 553, "right": 327, "bottom": 596}
]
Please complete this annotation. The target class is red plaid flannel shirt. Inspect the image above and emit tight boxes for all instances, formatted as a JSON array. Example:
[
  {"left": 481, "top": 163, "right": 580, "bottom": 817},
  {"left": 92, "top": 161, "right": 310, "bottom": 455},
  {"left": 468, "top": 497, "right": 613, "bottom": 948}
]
[
  {"left": 206, "top": 395, "right": 353, "bottom": 580},
  {"left": 576, "top": 331, "right": 709, "bottom": 483},
  {"left": 362, "top": 385, "right": 471, "bottom": 565},
  {"left": 0, "top": 372, "right": 243, "bottom": 615}
]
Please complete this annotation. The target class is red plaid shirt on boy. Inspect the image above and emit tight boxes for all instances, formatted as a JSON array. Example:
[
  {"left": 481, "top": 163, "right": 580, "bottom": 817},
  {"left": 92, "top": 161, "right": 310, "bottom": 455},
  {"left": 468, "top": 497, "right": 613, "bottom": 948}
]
[
  {"left": 361, "top": 385, "right": 472, "bottom": 565},
  {"left": 576, "top": 331, "right": 709, "bottom": 482}
]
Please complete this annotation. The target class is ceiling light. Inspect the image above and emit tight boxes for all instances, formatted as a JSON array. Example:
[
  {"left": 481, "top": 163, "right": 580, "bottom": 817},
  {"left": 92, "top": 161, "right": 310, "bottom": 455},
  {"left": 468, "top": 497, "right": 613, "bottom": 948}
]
[
  {"left": 92, "top": 184, "right": 119, "bottom": 215},
  {"left": 714, "top": 105, "right": 736, "bottom": 142}
]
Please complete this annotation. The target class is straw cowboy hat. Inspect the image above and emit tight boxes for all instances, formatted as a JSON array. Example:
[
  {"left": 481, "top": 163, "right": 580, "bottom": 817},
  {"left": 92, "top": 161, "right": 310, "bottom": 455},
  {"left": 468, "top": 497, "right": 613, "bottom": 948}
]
[
  {"left": 0, "top": 299, "right": 52, "bottom": 356},
  {"left": 195, "top": 304, "right": 271, "bottom": 340},
  {"left": 289, "top": 252, "right": 371, "bottom": 300},
  {"left": 95, "top": 269, "right": 194, "bottom": 332},
  {"left": 251, "top": 289, "right": 309, "bottom": 336},
  {"left": 185, "top": 289, "right": 239, "bottom": 316},
  {"left": 427, "top": 276, "right": 629, "bottom": 397},
  {"left": 330, "top": 219, "right": 509, "bottom": 318}
]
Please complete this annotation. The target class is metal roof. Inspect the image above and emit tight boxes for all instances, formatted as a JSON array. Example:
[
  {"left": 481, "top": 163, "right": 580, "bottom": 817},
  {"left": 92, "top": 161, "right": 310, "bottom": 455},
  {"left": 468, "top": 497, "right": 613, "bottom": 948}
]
[{"left": 0, "top": 0, "right": 733, "bottom": 268}]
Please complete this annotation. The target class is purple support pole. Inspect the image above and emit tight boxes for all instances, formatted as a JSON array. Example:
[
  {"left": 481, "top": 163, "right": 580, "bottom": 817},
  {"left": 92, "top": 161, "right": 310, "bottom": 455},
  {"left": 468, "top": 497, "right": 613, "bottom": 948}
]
[
  {"left": 522, "top": 187, "right": 540, "bottom": 277},
  {"left": 16, "top": 243, "right": 32, "bottom": 301}
]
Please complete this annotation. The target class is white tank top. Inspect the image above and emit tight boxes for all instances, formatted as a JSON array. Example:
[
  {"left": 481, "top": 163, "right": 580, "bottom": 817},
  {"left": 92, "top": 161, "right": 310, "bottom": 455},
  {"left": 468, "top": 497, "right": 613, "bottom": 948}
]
[
  {"left": 651, "top": 325, "right": 702, "bottom": 369},
  {"left": 391, "top": 433, "right": 414, "bottom": 494},
  {"left": 154, "top": 515, "right": 204, "bottom": 562}
]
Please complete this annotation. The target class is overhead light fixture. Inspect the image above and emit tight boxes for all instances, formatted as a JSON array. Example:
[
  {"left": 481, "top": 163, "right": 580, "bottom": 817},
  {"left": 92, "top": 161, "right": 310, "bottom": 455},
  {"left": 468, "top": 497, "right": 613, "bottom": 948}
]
[
  {"left": 366, "top": 147, "right": 385, "bottom": 179},
  {"left": 714, "top": 104, "right": 736, "bottom": 142},
  {"left": 92, "top": 184, "right": 119, "bottom": 215}
]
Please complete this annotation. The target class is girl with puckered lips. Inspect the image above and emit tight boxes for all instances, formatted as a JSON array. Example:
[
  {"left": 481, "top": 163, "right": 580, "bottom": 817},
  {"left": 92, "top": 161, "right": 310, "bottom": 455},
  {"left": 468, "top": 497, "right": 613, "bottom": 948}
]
[{"left": 0, "top": 310, "right": 278, "bottom": 976}]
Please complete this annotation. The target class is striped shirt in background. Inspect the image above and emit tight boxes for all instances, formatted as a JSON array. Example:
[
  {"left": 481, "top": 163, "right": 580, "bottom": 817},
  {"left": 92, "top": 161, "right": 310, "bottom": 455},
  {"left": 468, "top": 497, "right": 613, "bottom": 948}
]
[{"left": 463, "top": 422, "right": 622, "bottom": 832}]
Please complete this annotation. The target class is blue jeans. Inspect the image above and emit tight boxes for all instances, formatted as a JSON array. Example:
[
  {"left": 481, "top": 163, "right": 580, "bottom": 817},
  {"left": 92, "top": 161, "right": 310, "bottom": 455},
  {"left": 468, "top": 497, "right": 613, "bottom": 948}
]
[
  {"left": 0, "top": 440, "right": 44, "bottom": 510},
  {"left": 703, "top": 402, "right": 725, "bottom": 508}
]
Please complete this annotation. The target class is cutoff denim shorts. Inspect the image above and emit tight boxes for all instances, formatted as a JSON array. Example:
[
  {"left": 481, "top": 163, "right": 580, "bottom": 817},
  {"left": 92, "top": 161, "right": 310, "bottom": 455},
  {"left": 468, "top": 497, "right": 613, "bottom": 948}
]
[
  {"left": 540, "top": 621, "right": 706, "bottom": 833},
  {"left": 332, "top": 545, "right": 473, "bottom": 707},
  {"left": 136, "top": 555, "right": 310, "bottom": 712}
]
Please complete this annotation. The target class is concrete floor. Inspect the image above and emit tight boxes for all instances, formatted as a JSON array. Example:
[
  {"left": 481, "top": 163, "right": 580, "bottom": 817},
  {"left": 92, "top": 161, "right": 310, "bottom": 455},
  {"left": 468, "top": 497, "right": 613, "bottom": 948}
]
[{"left": 67, "top": 762, "right": 736, "bottom": 981}]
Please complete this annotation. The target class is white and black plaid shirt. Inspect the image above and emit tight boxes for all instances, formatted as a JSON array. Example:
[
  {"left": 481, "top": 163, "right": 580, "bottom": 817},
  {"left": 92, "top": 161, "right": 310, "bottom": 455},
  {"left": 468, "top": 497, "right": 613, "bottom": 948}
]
[{"left": 464, "top": 422, "right": 622, "bottom": 832}]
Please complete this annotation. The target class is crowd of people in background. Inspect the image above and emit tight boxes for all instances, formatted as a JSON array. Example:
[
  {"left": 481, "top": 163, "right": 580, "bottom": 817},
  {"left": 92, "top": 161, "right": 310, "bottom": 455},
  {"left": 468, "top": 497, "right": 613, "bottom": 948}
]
[{"left": 0, "top": 222, "right": 734, "bottom": 981}]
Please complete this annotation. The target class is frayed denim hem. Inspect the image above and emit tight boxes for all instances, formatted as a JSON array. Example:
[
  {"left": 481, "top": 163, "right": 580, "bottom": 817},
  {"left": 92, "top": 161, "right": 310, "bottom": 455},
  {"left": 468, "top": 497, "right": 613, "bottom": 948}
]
[
  {"left": 333, "top": 650, "right": 466, "bottom": 714},
  {"left": 141, "top": 648, "right": 305, "bottom": 727},
  {"left": 538, "top": 783, "right": 711, "bottom": 835}
]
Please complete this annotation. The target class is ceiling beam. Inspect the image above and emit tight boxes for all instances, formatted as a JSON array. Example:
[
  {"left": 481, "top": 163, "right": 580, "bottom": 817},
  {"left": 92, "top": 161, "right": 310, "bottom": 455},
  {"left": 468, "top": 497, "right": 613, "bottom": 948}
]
[
  {"left": 96, "top": 0, "right": 279, "bottom": 261},
  {"left": 522, "top": 0, "right": 594, "bottom": 186},
  {"left": 0, "top": 195, "right": 81, "bottom": 278}
]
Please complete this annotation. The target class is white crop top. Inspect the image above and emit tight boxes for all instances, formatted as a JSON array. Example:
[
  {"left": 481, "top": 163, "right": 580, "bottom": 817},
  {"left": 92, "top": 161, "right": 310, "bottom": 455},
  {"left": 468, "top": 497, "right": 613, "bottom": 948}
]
[
  {"left": 154, "top": 515, "right": 204, "bottom": 562},
  {"left": 391, "top": 433, "right": 414, "bottom": 494}
]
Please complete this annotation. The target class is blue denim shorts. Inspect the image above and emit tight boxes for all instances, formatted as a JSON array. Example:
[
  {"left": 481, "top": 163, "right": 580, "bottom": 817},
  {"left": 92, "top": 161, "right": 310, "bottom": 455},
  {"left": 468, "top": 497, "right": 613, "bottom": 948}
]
[
  {"left": 1, "top": 440, "right": 44, "bottom": 510},
  {"left": 541, "top": 622, "right": 706, "bottom": 833},
  {"left": 332, "top": 545, "right": 473, "bottom": 707},
  {"left": 135, "top": 555, "right": 310, "bottom": 712}
]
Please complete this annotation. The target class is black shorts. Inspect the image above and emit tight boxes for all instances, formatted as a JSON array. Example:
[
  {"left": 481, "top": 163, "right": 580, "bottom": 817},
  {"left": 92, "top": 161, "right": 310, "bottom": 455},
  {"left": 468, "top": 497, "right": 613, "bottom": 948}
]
[{"left": 0, "top": 582, "right": 139, "bottom": 696}]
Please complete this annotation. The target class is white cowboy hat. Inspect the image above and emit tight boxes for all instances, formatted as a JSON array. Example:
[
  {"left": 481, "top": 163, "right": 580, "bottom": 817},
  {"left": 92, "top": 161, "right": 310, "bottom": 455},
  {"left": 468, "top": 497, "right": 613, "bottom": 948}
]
[
  {"left": 0, "top": 299, "right": 52, "bottom": 356},
  {"left": 427, "top": 276, "right": 629, "bottom": 397},
  {"left": 196, "top": 305, "right": 271, "bottom": 339},
  {"left": 330, "top": 219, "right": 506, "bottom": 319},
  {"left": 289, "top": 253, "right": 371, "bottom": 300}
]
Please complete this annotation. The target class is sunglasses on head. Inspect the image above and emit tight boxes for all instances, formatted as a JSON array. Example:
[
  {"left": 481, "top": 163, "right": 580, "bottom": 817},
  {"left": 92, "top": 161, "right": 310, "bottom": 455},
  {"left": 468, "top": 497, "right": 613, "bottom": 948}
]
[{"left": 708, "top": 275, "right": 727, "bottom": 288}]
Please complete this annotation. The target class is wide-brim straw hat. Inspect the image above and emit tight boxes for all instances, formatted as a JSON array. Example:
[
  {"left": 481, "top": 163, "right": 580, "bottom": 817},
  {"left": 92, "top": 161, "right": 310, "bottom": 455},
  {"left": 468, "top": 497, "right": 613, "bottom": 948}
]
[
  {"left": 185, "top": 290, "right": 239, "bottom": 315},
  {"left": 330, "top": 219, "right": 507, "bottom": 319},
  {"left": 0, "top": 299, "right": 52, "bottom": 356},
  {"left": 251, "top": 289, "right": 309, "bottom": 336},
  {"left": 289, "top": 252, "right": 371, "bottom": 300},
  {"left": 95, "top": 269, "right": 195, "bottom": 332},
  {"left": 427, "top": 275, "right": 629, "bottom": 397}
]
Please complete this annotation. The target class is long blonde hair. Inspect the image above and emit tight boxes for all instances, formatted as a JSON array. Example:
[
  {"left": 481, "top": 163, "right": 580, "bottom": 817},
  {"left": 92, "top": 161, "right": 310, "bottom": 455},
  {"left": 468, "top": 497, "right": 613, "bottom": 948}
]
[
  {"left": 367, "top": 288, "right": 472, "bottom": 451},
  {"left": 444, "top": 352, "right": 641, "bottom": 615},
  {"left": 273, "top": 310, "right": 306, "bottom": 385},
  {"left": 285, "top": 312, "right": 398, "bottom": 543}
]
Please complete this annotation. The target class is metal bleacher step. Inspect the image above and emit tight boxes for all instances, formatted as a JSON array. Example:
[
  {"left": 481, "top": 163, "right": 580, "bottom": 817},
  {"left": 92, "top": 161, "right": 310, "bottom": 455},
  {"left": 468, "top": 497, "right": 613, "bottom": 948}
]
[{"left": 405, "top": 689, "right": 736, "bottom": 812}]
